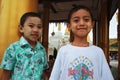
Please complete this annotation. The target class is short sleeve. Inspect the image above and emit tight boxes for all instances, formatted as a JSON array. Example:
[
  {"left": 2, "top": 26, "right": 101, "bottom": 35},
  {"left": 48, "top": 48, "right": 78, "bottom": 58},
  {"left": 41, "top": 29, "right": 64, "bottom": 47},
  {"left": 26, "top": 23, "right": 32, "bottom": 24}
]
[
  {"left": 43, "top": 48, "right": 49, "bottom": 70},
  {"left": 101, "top": 50, "right": 114, "bottom": 80},
  {"left": 0, "top": 45, "right": 16, "bottom": 70}
]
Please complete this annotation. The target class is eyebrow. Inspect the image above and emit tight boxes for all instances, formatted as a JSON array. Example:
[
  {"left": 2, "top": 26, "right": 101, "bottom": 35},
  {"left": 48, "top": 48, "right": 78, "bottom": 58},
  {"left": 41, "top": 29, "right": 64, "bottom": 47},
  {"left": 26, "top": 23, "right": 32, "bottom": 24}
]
[
  {"left": 83, "top": 16, "right": 91, "bottom": 18},
  {"left": 72, "top": 16, "right": 91, "bottom": 19},
  {"left": 28, "top": 23, "right": 42, "bottom": 25}
]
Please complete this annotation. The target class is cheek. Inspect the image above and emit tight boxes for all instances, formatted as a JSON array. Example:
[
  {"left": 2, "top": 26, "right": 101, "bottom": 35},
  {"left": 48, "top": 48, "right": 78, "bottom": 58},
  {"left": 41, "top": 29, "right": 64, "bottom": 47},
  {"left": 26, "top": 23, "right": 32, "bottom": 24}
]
[
  {"left": 40, "top": 29, "right": 42, "bottom": 33},
  {"left": 22, "top": 28, "right": 31, "bottom": 35},
  {"left": 68, "top": 27, "right": 74, "bottom": 32},
  {"left": 39, "top": 30, "right": 42, "bottom": 35}
]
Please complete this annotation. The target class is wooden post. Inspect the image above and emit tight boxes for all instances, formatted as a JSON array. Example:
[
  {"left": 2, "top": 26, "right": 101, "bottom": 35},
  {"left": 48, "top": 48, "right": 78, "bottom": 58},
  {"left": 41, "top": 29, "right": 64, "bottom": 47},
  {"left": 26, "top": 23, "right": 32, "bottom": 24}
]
[
  {"left": 98, "top": 1, "right": 110, "bottom": 63},
  {"left": 42, "top": 1, "right": 50, "bottom": 53}
]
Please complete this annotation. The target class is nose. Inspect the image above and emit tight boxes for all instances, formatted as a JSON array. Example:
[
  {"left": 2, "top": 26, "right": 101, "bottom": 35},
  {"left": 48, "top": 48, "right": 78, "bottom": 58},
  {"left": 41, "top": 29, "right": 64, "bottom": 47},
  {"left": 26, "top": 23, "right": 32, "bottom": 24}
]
[
  {"left": 33, "top": 26, "right": 39, "bottom": 32},
  {"left": 79, "top": 19, "right": 84, "bottom": 25}
]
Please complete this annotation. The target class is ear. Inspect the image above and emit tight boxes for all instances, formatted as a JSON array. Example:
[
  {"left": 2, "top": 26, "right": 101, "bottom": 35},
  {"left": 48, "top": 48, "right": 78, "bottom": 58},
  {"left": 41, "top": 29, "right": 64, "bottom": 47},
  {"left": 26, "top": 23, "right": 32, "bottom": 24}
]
[
  {"left": 67, "top": 23, "right": 71, "bottom": 31},
  {"left": 91, "top": 21, "right": 95, "bottom": 28},
  {"left": 19, "top": 25, "right": 23, "bottom": 33}
]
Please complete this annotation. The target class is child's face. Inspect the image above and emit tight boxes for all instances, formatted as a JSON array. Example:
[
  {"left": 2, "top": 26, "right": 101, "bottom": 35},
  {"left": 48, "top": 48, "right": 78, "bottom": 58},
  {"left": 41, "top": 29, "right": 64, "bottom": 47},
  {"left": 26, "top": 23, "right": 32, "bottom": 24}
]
[
  {"left": 67, "top": 9, "right": 94, "bottom": 38},
  {"left": 19, "top": 16, "right": 42, "bottom": 43}
]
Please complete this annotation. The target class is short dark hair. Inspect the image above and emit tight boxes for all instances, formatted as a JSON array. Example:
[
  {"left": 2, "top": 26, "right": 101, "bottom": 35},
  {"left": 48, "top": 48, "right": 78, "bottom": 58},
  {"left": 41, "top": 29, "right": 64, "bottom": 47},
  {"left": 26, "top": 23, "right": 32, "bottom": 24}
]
[
  {"left": 20, "top": 12, "right": 41, "bottom": 26},
  {"left": 67, "top": 5, "right": 93, "bottom": 23}
]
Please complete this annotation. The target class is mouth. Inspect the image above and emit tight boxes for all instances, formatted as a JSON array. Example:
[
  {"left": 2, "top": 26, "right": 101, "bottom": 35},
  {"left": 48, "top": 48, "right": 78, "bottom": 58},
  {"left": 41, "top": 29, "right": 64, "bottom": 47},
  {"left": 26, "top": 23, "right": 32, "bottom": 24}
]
[
  {"left": 31, "top": 34, "right": 39, "bottom": 39},
  {"left": 77, "top": 28, "right": 87, "bottom": 31},
  {"left": 76, "top": 26, "right": 86, "bottom": 29}
]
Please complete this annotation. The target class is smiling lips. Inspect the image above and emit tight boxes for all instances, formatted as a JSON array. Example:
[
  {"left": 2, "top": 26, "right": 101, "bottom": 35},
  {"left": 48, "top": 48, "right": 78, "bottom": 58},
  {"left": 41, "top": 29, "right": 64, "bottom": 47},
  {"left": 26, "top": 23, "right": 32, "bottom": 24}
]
[
  {"left": 77, "top": 27, "right": 87, "bottom": 31},
  {"left": 31, "top": 34, "right": 39, "bottom": 39}
]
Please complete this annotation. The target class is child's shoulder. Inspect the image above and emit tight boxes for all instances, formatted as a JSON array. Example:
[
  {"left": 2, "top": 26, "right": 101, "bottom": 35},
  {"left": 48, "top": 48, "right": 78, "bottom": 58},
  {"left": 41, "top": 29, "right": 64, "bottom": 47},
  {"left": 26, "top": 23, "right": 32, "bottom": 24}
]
[
  {"left": 10, "top": 41, "right": 19, "bottom": 45},
  {"left": 7, "top": 41, "right": 20, "bottom": 49},
  {"left": 91, "top": 45, "right": 102, "bottom": 49},
  {"left": 58, "top": 44, "right": 71, "bottom": 51},
  {"left": 60, "top": 44, "right": 71, "bottom": 48},
  {"left": 90, "top": 45, "right": 104, "bottom": 52}
]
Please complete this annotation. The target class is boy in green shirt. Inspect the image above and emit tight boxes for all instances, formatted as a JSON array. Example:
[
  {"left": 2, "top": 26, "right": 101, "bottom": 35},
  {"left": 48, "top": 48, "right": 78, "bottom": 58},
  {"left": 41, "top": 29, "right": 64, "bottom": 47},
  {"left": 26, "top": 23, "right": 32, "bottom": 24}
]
[{"left": 0, "top": 12, "right": 48, "bottom": 80}]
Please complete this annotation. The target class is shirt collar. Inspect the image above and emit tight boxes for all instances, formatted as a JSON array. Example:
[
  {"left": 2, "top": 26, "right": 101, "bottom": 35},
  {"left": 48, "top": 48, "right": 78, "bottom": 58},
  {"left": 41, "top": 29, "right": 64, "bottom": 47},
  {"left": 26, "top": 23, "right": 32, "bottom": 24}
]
[{"left": 19, "top": 36, "right": 44, "bottom": 50}]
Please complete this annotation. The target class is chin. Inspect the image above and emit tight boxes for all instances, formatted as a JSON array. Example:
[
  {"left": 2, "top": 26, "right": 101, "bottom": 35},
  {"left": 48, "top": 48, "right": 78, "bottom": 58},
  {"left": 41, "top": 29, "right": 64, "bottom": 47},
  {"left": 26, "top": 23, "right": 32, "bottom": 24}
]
[
  {"left": 31, "top": 39, "right": 38, "bottom": 42},
  {"left": 77, "top": 34, "right": 87, "bottom": 38}
]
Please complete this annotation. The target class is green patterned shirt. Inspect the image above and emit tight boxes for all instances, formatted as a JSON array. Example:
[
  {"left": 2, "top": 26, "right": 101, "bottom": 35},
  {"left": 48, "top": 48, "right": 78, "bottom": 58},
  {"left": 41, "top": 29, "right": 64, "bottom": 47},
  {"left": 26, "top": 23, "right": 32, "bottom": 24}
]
[{"left": 0, "top": 37, "right": 48, "bottom": 80}]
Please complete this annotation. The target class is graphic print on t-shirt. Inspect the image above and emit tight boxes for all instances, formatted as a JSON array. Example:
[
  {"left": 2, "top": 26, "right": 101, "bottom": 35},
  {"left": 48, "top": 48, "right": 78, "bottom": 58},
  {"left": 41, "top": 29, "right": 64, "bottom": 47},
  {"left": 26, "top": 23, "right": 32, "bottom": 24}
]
[{"left": 68, "top": 56, "right": 94, "bottom": 80}]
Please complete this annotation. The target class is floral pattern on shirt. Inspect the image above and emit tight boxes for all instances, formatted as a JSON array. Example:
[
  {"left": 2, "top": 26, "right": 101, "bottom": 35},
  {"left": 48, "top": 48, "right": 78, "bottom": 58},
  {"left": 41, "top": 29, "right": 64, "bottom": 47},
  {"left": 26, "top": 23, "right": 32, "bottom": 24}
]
[{"left": 0, "top": 37, "right": 48, "bottom": 80}]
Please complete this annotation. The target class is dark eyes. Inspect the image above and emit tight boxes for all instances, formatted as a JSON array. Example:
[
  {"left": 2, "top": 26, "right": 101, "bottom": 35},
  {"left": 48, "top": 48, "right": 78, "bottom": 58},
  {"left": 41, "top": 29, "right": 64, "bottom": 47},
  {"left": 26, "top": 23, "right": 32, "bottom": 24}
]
[
  {"left": 37, "top": 25, "right": 42, "bottom": 29},
  {"left": 29, "top": 25, "right": 42, "bottom": 29},
  {"left": 73, "top": 19, "right": 79, "bottom": 23},
  {"left": 84, "top": 18, "right": 89, "bottom": 22},
  {"left": 73, "top": 18, "right": 90, "bottom": 23},
  {"left": 29, "top": 25, "right": 34, "bottom": 28}
]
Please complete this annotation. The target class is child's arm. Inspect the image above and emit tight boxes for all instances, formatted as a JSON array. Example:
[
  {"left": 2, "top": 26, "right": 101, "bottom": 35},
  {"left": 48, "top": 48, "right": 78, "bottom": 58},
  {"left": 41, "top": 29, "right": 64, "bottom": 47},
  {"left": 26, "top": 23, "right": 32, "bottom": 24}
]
[
  {"left": 42, "top": 70, "right": 49, "bottom": 80},
  {"left": 1, "top": 69, "right": 12, "bottom": 80}
]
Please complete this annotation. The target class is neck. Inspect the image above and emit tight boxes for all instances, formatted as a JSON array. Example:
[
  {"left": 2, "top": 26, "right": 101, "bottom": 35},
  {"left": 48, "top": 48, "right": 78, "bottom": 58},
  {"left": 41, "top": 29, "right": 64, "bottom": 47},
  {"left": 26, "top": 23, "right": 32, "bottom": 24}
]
[{"left": 71, "top": 41, "right": 89, "bottom": 47}]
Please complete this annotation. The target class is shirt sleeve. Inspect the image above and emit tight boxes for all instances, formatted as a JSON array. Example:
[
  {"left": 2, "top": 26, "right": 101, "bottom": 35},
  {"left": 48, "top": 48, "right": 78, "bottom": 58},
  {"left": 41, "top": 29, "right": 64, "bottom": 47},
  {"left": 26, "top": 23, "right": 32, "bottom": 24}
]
[
  {"left": 101, "top": 51, "right": 114, "bottom": 80},
  {"left": 0, "top": 45, "right": 16, "bottom": 70},
  {"left": 43, "top": 48, "right": 49, "bottom": 70},
  {"left": 49, "top": 48, "right": 62, "bottom": 80}
]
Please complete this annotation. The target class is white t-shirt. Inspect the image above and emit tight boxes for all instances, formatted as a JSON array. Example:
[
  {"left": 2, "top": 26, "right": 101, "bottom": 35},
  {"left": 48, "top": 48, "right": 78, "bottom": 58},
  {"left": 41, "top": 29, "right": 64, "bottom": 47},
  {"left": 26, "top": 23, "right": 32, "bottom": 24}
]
[{"left": 49, "top": 44, "right": 114, "bottom": 80}]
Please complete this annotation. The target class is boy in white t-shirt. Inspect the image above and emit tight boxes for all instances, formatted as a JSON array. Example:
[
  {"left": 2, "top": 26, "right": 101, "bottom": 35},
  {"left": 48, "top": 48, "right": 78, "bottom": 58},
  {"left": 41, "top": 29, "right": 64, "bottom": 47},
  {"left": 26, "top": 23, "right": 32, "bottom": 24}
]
[{"left": 49, "top": 5, "right": 114, "bottom": 80}]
